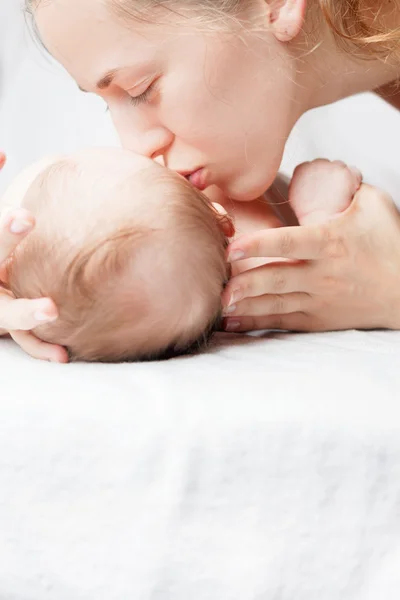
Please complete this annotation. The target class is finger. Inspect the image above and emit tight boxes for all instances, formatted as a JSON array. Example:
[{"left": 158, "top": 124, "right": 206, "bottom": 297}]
[
  {"left": 331, "top": 160, "right": 348, "bottom": 168},
  {"left": 0, "top": 208, "right": 35, "bottom": 265},
  {"left": 222, "top": 261, "right": 313, "bottom": 306},
  {"left": 10, "top": 330, "right": 69, "bottom": 363},
  {"left": 223, "top": 292, "right": 311, "bottom": 318},
  {"left": 223, "top": 312, "right": 313, "bottom": 333},
  {"left": 0, "top": 153, "right": 6, "bottom": 170},
  {"left": 0, "top": 293, "right": 58, "bottom": 331},
  {"left": 228, "top": 224, "right": 332, "bottom": 262},
  {"left": 347, "top": 166, "right": 363, "bottom": 196},
  {"left": 348, "top": 183, "right": 395, "bottom": 219},
  {"left": 349, "top": 165, "right": 363, "bottom": 183}
]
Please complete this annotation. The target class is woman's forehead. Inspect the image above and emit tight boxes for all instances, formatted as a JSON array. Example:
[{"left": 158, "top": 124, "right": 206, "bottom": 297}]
[{"left": 35, "top": 0, "right": 165, "bottom": 90}]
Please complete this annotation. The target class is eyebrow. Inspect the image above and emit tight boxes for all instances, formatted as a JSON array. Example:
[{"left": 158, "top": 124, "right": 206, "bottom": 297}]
[{"left": 78, "top": 69, "right": 119, "bottom": 94}]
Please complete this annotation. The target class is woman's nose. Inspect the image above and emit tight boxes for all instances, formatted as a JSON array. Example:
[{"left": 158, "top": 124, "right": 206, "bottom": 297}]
[{"left": 119, "top": 126, "right": 174, "bottom": 160}]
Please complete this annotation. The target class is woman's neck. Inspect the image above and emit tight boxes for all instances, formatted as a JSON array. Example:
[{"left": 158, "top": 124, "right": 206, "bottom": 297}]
[{"left": 291, "top": 2, "right": 400, "bottom": 113}]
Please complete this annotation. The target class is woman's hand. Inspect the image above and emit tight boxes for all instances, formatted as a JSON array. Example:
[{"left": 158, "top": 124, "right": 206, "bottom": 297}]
[
  {"left": 222, "top": 184, "right": 400, "bottom": 332},
  {"left": 0, "top": 153, "right": 68, "bottom": 362}
]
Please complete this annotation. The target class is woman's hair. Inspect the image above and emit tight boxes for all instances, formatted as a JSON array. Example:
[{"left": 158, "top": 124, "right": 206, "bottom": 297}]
[
  {"left": 26, "top": 0, "right": 400, "bottom": 60},
  {"left": 319, "top": 0, "right": 400, "bottom": 59}
]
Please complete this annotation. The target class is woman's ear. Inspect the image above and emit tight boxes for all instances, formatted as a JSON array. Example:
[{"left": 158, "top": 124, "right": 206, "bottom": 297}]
[
  {"left": 266, "top": 0, "right": 307, "bottom": 42},
  {"left": 212, "top": 203, "right": 236, "bottom": 238}
]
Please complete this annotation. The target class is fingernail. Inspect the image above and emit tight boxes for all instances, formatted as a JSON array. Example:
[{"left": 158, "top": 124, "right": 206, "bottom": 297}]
[
  {"left": 225, "top": 320, "right": 241, "bottom": 332},
  {"left": 10, "top": 218, "right": 32, "bottom": 234},
  {"left": 228, "top": 249, "right": 245, "bottom": 262},
  {"left": 223, "top": 304, "right": 237, "bottom": 316},
  {"left": 230, "top": 288, "right": 244, "bottom": 305},
  {"left": 34, "top": 311, "right": 57, "bottom": 322}
]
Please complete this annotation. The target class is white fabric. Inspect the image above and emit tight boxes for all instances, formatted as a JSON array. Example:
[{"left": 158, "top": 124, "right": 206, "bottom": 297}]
[{"left": 1, "top": 3, "right": 400, "bottom": 599}]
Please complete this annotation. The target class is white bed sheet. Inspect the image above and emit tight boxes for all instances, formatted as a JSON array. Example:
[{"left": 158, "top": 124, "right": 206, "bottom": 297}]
[{"left": 1, "top": 3, "right": 400, "bottom": 599}]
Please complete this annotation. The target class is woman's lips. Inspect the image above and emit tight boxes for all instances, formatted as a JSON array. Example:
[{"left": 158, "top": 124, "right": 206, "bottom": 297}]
[{"left": 187, "top": 168, "right": 207, "bottom": 191}]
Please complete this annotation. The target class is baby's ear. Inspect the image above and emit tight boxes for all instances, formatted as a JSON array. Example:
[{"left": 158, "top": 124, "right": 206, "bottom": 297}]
[
  {"left": 266, "top": 0, "right": 307, "bottom": 42},
  {"left": 212, "top": 203, "right": 235, "bottom": 238},
  {"left": 219, "top": 214, "right": 235, "bottom": 238}
]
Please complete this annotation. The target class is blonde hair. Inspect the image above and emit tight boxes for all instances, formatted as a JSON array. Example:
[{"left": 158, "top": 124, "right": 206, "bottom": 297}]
[
  {"left": 26, "top": 0, "right": 400, "bottom": 60},
  {"left": 7, "top": 158, "right": 229, "bottom": 362},
  {"left": 319, "top": 0, "right": 400, "bottom": 59}
]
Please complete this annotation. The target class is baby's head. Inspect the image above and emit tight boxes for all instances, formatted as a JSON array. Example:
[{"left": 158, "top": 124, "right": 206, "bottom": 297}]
[{"left": 2, "top": 148, "right": 230, "bottom": 362}]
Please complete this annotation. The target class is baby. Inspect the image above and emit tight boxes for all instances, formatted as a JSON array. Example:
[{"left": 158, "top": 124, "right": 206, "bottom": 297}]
[
  {"left": 1, "top": 148, "right": 230, "bottom": 362},
  {"left": 0, "top": 150, "right": 361, "bottom": 362}
]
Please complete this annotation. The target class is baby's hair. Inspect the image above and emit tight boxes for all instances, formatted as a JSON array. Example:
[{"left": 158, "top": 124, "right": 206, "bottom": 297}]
[
  {"left": 26, "top": 0, "right": 400, "bottom": 60},
  {"left": 7, "top": 157, "right": 229, "bottom": 362}
]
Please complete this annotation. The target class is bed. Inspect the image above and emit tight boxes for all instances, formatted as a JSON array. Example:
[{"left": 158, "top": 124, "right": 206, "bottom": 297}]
[{"left": 1, "top": 3, "right": 400, "bottom": 599}]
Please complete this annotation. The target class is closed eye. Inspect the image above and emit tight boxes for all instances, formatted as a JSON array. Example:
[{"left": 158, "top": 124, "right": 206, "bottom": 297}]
[{"left": 128, "top": 79, "right": 157, "bottom": 107}]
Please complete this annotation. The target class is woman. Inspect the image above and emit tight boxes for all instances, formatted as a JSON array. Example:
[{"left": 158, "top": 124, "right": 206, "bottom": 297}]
[{"left": 2, "top": 0, "right": 400, "bottom": 362}]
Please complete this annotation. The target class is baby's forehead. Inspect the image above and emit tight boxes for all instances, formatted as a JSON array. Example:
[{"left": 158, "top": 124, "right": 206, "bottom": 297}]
[
  {"left": 3, "top": 149, "right": 217, "bottom": 239},
  {"left": 66, "top": 152, "right": 211, "bottom": 217},
  {"left": 1, "top": 147, "right": 155, "bottom": 209},
  {"left": 1, "top": 155, "right": 63, "bottom": 212}
]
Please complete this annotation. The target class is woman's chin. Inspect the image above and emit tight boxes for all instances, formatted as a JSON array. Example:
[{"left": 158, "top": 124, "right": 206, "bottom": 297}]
[{"left": 224, "top": 176, "right": 275, "bottom": 202}]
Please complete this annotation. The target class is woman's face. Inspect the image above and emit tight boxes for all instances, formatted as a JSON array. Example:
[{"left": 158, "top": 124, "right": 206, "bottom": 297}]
[{"left": 35, "top": 0, "right": 303, "bottom": 201}]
